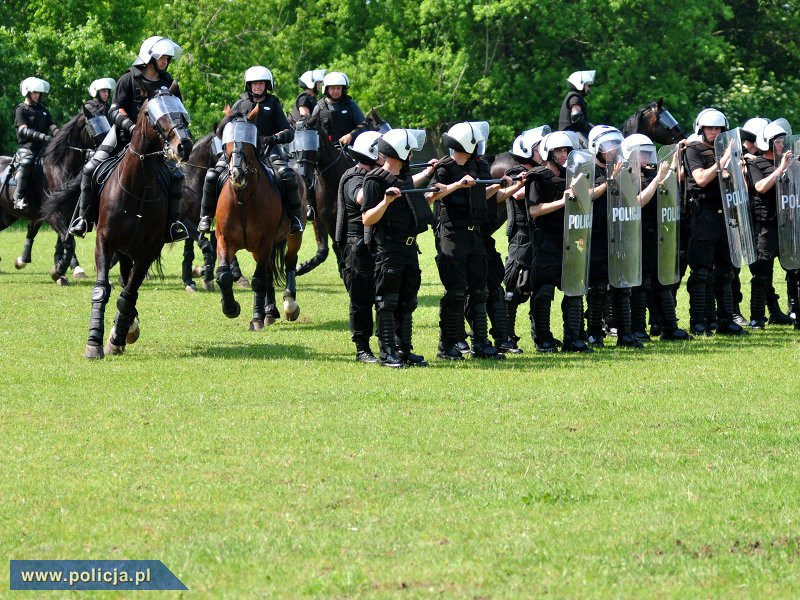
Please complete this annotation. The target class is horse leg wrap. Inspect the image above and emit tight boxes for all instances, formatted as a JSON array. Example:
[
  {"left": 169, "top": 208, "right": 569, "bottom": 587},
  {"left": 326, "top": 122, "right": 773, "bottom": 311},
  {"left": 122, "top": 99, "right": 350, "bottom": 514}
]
[
  {"left": 231, "top": 258, "right": 243, "bottom": 281},
  {"left": 284, "top": 269, "right": 297, "bottom": 300},
  {"left": 182, "top": 238, "right": 195, "bottom": 284},
  {"left": 22, "top": 237, "right": 34, "bottom": 264},
  {"left": 88, "top": 282, "right": 111, "bottom": 347},
  {"left": 111, "top": 291, "right": 139, "bottom": 346},
  {"left": 251, "top": 276, "right": 267, "bottom": 322},
  {"left": 216, "top": 266, "right": 237, "bottom": 315}
]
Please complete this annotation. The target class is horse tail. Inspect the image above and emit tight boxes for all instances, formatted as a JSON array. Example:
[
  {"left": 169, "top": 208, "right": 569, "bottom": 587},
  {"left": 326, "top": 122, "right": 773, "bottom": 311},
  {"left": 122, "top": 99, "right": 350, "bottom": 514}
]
[
  {"left": 39, "top": 173, "right": 81, "bottom": 236},
  {"left": 270, "top": 239, "right": 287, "bottom": 288},
  {"left": 150, "top": 253, "right": 165, "bottom": 282}
]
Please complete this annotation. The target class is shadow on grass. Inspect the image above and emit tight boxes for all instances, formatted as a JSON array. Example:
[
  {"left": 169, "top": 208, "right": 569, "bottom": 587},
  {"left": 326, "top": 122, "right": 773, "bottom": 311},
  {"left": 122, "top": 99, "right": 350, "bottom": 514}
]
[{"left": 185, "top": 342, "right": 327, "bottom": 361}]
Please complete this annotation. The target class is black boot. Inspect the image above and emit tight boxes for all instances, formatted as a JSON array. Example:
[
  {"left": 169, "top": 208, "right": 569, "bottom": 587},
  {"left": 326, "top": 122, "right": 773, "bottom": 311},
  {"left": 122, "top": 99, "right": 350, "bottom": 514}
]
[
  {"left": 355, "top": 337, "right": 379, "bottom": 364},
  {"left": 471, "top": 301, "right": 505, "bottom": 360},
  {"left": 498, "top": 298, "right": 524, "bottom": 353},
  {"left": 716, "top": 275, "right": 749, "bottom": 336},
  {"left": 166, "top": 171, "right": 188, "bottom": 242},
  {"left": 13, "top": 154, "right": 34, "bottom": 210},
  {"left": 437, "top": 303, "right": 465, "bottom": 360},
  {"left": 396, "top": 312, "right": 427, "bottom": 366},
  {"left": 283, "top": 173, "right": 304, "bottom": 234},
  {"left": 656, "top": 288, "right": 692, "bottom": 341},
  {"left": 688, "top": 270, "right": 712, "bottom": 336},
  {"left": 377, "top": 310, "right": 403, "bottom": 367},
  {"left": 197, "top": 178, "right": 217, "bottom": 234},
  {"left": 767, "top": 290, "right": 793, "bottom": 325},
  {"left": 586, "top": 288, "right": 606, "bottom": 347},
  {"left": 68, "top": 173, "right": 95, "bottom": 238},
  {"left": 630, "top": 286, "right": 651, "bottom": 341},
  {"left": 614, "top": 288, "right": 643, "bottom": 348},
  {"left": 532, "top": 289, "right": 558, "bottom": 352}
]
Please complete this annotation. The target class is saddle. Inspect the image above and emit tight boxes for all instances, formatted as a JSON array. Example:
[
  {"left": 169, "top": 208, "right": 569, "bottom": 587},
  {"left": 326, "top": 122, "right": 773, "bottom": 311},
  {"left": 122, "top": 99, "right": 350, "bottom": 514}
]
[
  {"left": 0, "top": 154, "right": 43, "bottom": 195},
  {"left": 217, "top": 160, "right": 282, "bottom": 200},
  {"left": 91, "top": 149, "right": 171, "bottom": 201}
]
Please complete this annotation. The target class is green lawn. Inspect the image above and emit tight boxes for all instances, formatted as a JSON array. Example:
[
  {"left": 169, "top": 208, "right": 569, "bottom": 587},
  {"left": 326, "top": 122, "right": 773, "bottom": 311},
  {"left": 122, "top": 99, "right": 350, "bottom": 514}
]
[{"left": 1, "top": 224, "right": 800, "bottom": 598}]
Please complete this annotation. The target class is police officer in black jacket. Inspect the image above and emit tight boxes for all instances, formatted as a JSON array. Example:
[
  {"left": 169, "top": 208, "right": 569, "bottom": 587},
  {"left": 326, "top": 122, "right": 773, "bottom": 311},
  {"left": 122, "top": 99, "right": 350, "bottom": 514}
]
[
  {"left": 311, "top": 72, "right": 369, "bottom": 146},
  {"left": 362, "top": 128, "right": 439, "bottom": 368},
  {"left": 429, "top": 121, "right": 505, "bottom": 361},
  {"left": 198, "top": 66, "right": 302, "bottom": 235},
  {"left": 12, "top": 77, "right": 58, "bottom": 210},
  {"left": 293, "top": 69, "right": 325, "bottom": 121},
  {"left": 69, "top": 36, "right": 188, "bottom": 242},
  {"left": 82, "top": 78, "right": 115, "bottom": 152},
  {"left": 558, "top": 70, "right": 595, "bottom": 140}
]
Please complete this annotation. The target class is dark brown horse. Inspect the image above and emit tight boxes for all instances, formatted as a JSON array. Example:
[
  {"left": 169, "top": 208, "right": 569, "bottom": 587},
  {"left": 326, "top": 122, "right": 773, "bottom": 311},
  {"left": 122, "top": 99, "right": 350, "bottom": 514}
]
[
  {"left": 0, "top": 111, "right": 93, "bottom": 282},
  {"left": 214, "top": 105, "right": 305, "bottom": 329},
  {"left": 47, "top": 88, "right": 193, "bottom": 358}
]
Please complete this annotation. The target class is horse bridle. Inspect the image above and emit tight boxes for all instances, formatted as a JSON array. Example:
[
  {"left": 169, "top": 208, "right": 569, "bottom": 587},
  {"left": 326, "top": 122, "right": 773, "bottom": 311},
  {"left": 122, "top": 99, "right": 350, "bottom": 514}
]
[{"left": 645, "top": 104, "right": 684, "bottom": 142}]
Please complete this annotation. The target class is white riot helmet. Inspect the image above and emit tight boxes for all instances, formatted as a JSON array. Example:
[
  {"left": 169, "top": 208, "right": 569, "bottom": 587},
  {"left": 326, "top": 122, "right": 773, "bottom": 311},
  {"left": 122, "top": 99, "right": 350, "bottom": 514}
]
[
  {"left": 322, "top": 72, "right": 349, "bottom": 96},
  {"left": 588, "top": 125, "right": 623, "bottom": 157},
  {"left": 298, "top": 69, "right": 326, "bottom": 90},
  {"left": 244, "top": 66, "right": 274, "bottom": 92},
  {"left": 567, "top": 70, "right": 595, "bottom": 92},
  {"left": 511, "top": 125, "right": 551, "bottom": 160},
  {"left": 693, "top": 108, "right": 728, "bottom": 136},
  {"left": 540, "top": 131, "right": 575, "bottom": 163},
  {"left": 442, "top": 121, "right": 490, "bottom": 155},
  {"left": 741, "top": 117, "right": 770, "bottom": 144},
  {"left": 756, "top": 120, "right": 792, "bottom": 153},
  {"left": 20, "top": 77, "right": 50, "bottom": 97},
  {"left": 349, "top": 130, "right": 382, "bottom": 164},
  {"left": 88, "top": 77, "right": 115, "bottom": 98},
  {"left": 377, "top": 128, "right": 426, "bottom": 162},
  {"left": 133, "top": 36, "right": 182, "bottom": 67},
  {"left": 621, "top": 133, "right": 657, "bottom": 164}
]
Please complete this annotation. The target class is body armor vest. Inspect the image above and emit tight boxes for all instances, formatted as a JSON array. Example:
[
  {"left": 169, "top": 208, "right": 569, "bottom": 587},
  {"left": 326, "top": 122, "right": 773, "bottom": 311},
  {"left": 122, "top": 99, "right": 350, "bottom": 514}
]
[
  {"left": 316, "top": 96, "right": 360, "bottom": 142},
  {"left": 747, "top": 155, "right": 777, "bottom": 222},
  {"left": 505, "top": 164, "right": 529, "bottom": 237},
  {"left": 336, "top": 165, "right": 369, "bottom": 244},
  {"left": 531, "top": 166, "right": 566, "bottom": 234},
  {"left": 364, "top": 168, "right": 432, "bottom": 241},
  {"left": 558, "top": 91, "right": 589, "bottom": 133},
  {"left": 685, "top": 141, "right": 720, "bottom": 204},
  {"left": 435, "top": 156, "right": 486, "bottom": 229}
]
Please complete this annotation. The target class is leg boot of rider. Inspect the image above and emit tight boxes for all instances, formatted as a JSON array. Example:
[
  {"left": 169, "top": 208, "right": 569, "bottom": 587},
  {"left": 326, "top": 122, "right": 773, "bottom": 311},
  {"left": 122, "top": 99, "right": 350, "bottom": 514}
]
[
  {"left": 69, "top": 129, "right": 116, "bottom": 237},
  {"left": 12, "top": 150, "right": 35, "bottom": 210},
  {"left": 198, "top": 159, "right": 225, "bottom": 234},
  {"left": 166, "top": 166, "right": 188, "bottom": 242}
]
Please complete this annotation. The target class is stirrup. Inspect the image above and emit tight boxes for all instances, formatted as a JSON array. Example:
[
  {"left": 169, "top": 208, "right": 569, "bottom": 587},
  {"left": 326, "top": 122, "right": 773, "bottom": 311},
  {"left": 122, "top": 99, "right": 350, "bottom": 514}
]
[
  {"left": 197, "top": 215, "right": 212, "bottom": 234},
  {"left": 167, "top": 220, "right": 189, "bottom": 242},
  {"left": 290, "top": 216, "right": 304, "bottom": 234},
  {"left": 68, "top": 217, "right": 89, "bottom": 238}
]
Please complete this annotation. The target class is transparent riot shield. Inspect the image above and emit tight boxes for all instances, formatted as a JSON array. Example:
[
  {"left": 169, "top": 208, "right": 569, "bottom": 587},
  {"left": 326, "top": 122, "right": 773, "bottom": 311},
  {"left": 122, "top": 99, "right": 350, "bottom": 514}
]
[
  {"left": 655, "top": 144, "right": 681, "bottom": 285},
  {"left": 606, "top": 154, "right": 642, "bottom": 288},
  {"left": 776, "top": 134, "right": 800, "bottom": 269},
  {"left": 714, "top": 128, "right": 757, "bottom": 267},
  {"left": 562, "top": 150, "right": 594, "bottom": 296}
]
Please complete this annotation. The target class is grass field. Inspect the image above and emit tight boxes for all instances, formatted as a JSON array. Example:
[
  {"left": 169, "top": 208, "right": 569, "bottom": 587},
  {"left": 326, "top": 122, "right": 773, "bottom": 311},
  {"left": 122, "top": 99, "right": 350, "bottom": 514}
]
[{"left": 2, "top": 223, "right": 800, "bottom": 598}]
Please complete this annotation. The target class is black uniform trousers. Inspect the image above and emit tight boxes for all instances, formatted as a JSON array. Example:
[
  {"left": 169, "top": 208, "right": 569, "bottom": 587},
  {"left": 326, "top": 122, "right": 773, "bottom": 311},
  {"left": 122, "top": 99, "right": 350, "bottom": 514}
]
[
  {"left": 530, "top": 230, "right": 582, "bottom": 343},
  {"left": 341, "top": 236, "right": 376, "bottom": 346}
]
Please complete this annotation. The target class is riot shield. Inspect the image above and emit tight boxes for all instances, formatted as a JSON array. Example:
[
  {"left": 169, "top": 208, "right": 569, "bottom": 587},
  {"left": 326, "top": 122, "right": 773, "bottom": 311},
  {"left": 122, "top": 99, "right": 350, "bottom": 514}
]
[
  {"left": 776, "top": 134, "right": 800, "bottom": 269},
  {"left": 714, "top": 128, "right": 756, "bottom": 267},
  {"left": 561, "top": 150, "right": 594, "bottom": 296},
  {"left": 655, "top": 144, "right": 681, "bottom": 285},
  {"left": 606, "top": 155, "right": 642, "bottom": 288}
]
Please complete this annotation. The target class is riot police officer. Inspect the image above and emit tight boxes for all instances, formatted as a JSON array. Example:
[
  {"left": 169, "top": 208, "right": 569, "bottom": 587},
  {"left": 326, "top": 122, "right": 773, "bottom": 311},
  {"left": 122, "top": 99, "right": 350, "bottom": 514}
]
[
  {"left": 429, "top": 121, "right": 505, "bottom": 360},
  {"left": 69, "top": 36, "right": 188, "bottom": 242},
  {"left": 746, "top": 120, "right": 793, "bottom": 328},
  {"left": 337, "top": 131, "right": 383, "bottom": 363},
  {"left": 684, "top": 108, "right": 748, "bottom": 335},
  {"left": 198, "top": 66, "right": 303, "bottom": 235},
  {"left": 623, "top": 134, "right": 691, "bottom": 341},
  {"left": 499, "top": 126, "right": 550, "bottom": 352},
  {"left": 558, "top": 70, "right": 595, "bottom": 140},
  {"left": 529, "top": 131, "right": 591, "bottom": 353},
  {"left": 82, "top": 78, "right": 115, "bottom": 151},
  {"left": 12, "top": 77, "right": 58, "bottom": 210},
  {"left": 361, "top": 128, "right": 437, "bottom": 367},
  {"left": 293, "top": 69, "right": 326, "bottom": 121},
  {"left": 311, "top": 72, "right": 369, "bottom": 146}
]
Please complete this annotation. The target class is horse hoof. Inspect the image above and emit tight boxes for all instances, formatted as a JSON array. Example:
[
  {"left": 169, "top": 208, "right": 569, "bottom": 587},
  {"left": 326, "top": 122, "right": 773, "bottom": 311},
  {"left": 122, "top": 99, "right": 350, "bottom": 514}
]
[
  {"left": 50, "top": 266, "right": 61, "bottom": 281},
  {"left": 185, "top": 283, "right": 197, "bottom": 292},
  {"left": 250, "top": 319, "right": 264, "bottom": 331},
  {"left": 223, "top": 301, "right": 241, "bottom": 319},
  {"left": 202, "top": 280, "right": 215, "bottom": 292},
  {"left": 127, "top": 320, "right": 140, "bottom": 344},
  {"left": 192, "top": 265, "right": 204, "bottom": 278},
  {"left": 56, "top": 276, "right": 69, "bottom": 287},
  {"left": 284, "top": 300, "right": 300, "bottom": 322},
  {"left": 72, "top": 266, "right": 86, "bottom": 280},
  {"left": 236, "top": 276, "right": 251, "bottom": 289},
  {"left": 104, "top": 342, "right": 125, "bottom": 356},
  {"left": 84, "top": 344, "right": 104, "bottom": 359},
  {"left": 14, "top": 257, "right": 27, "bottom": 269}
]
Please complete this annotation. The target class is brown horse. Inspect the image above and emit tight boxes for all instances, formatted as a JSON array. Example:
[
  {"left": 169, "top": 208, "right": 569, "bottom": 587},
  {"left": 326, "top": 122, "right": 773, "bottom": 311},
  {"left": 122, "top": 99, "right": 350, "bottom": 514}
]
[
  {"left": 48, "top": 87, "right": 193, "bottom": 358},
  {"left": 214, "top": 105, "right": 305, "bottom": 330}
]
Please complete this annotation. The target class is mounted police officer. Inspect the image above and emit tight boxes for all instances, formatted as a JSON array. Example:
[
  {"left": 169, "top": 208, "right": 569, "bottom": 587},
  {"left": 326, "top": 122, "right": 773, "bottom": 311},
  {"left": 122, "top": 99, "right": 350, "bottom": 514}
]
[
  {"left": 529, "top": 131, "right": 592, "bottom": 353},
  {"left": 293, "top": 69, "right": 326, "bottom": 121},
  {"left": 361, "top": 128, "right": 438, "bottom": 367},
  {"left": 558, "top": 70, "right": 595, "bottom": 142},
  {"left": 498, "top": 126, "right": 549, "bottom": 352},
  {"left": 69, "top": 36, "right": 188, "bottom": 242},
  {"left": 684, "top": 108, "right": 748, "bottom": 335},
  {"left": 624, "top": 133, "right": 691, "bottom": 341},
  {"left": 12, "top": 77, "right": 58, "bottom": 210},
  {"left": 311, "top": 72, "right": 369, "bottom": 146},
  {"left": 82, "top": 78, "right": 115, "bottom": 152},
  {"left": 746, "top": 120, "right": 793, "bottom": 329},
  {"left": 197, "top": 66, "right": 302, "bottom": 235},
  {"left": 429, "top": 121, "right": 505, "bottom": 360}
]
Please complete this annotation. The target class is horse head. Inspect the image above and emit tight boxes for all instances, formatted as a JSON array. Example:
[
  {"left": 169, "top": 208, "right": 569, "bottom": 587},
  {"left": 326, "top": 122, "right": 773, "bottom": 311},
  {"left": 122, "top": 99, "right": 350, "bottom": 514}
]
[
  {"left": 219, "top": 104, "right": 259, "bottom": 189},
  {"left": 139, "top": 85, "right": 193, "bottom": 162},
  {"left": 639, "top": 98, "right": 686, "bottom": 144}
]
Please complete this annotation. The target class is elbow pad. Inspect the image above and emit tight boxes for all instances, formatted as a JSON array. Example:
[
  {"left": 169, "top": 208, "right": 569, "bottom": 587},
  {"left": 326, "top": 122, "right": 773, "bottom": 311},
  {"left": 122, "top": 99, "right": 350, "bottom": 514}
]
[
  {"left": 275, "top": 128, "right": 294, "bottom": 145},
  {"left": 19, "top": 127, "right": 51, "bottom": 143},
  {"left": 110, "top": 104, "right": 135, "bottom": 135},
  {"left": 570, "top": 111, "right": 588, "bottom": 128}
]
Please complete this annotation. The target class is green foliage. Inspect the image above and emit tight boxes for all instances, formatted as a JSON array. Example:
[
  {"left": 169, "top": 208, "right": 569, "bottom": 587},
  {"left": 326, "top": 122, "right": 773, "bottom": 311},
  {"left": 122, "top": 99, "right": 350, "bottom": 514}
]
[{"left": 2, "top": 1, "right": 799, "bottom": 154}]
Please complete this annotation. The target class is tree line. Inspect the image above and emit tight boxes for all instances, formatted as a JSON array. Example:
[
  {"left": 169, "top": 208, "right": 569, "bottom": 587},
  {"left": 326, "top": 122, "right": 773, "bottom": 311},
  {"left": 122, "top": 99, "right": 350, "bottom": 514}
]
[{"left": 2, "top": 0, "right": 798, "bottom": 154}]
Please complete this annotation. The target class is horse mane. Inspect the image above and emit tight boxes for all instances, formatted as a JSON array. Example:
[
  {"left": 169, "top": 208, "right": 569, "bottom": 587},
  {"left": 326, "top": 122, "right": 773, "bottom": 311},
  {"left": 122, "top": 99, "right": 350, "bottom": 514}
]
[
  {"left": 621, "top": 106, "right": 644, "bottom": 137},
  {"left": 42, "top": 112, "right": 83, "bottom": 166}
]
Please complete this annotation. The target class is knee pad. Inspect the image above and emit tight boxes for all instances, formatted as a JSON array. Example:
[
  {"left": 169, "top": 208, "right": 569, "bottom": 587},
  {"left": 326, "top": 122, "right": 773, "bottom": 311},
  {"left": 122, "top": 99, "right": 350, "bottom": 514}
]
[
  {"left": 471, "top": 287, "right": 490, "bottom": 304},
  {"left": 216, "top": 266, "right": 234, "bottom": 288},
  {"left": 205, "top": 168, "right": 221, "bottom": 187},
  {"left": 689, "top": 267, "right": 712, "bottom": 286},
  {"left": 376, "top": 292, "right": 399, "bottom": 313},
  {"left": 399, "top": 295, "right": 418, "bottom": 313},
  {"left": 91, "top": 283, "right": 111, "bottom": 304},
  {"left": 250, "top": 276, "right": 267, "bottom": 295},
  {"left": 442, "top": 287, "right": 467, "bottom": 307},
  {"left": 488, "top": 285, "right": 505, "bottom": 302},
  {"left": 716, "top": 268, "right": 735, "bottom": 285},
  {"left": 534, "top": 283, "right": 555, "bottom": 303}
]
